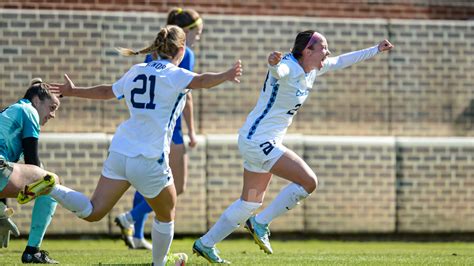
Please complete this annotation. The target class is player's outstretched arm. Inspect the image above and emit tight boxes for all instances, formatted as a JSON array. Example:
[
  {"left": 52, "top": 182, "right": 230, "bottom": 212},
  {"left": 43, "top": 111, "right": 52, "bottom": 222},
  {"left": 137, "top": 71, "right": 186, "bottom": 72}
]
[
  {"left": 188, "top": 60, "right": 242, "bottom": 89},
  {"left": 50, "top": 74, "right": 115, "bottom": 100},
  {"left": 319, "top": 39, "right": 394, "bottom": 74}
]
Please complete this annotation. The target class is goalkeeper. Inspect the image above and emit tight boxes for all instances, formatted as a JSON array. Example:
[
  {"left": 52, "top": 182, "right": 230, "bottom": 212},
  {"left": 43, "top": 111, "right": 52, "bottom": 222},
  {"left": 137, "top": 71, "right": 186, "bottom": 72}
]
[{"left": 0, "top": 78, "right": 62, "bottom": 264}]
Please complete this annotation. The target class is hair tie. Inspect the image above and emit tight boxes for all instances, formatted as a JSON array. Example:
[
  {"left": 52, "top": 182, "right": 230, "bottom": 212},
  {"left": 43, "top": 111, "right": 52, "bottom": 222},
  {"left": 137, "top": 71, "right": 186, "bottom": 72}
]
[
  {"left": 29, "top": 77, "right": 43, "bottom": 86},
  {"left": 183, "top": 17, "right": 202, "bottom": 29},
  {"left": 176, "top": 8, "right": 183, "bottom": 14}
]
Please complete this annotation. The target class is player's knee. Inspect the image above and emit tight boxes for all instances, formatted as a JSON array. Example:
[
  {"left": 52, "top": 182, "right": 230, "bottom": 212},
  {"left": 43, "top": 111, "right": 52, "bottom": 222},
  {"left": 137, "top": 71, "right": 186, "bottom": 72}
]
[{"left": 155, "top": 209, "right": 175, "bottom": 222}]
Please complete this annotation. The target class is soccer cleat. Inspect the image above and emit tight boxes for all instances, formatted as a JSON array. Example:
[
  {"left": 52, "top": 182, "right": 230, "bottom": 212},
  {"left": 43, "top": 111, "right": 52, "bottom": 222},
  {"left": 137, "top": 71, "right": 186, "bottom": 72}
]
[
  {"left": 17, "top": 173, "right": 56, "bottom": 204},
  {"left": 21, "top": 250, "right": 59, "bottom": 264},
  {"left": 114, "top": 213, "right": 135, "bottom": 249},
  {"left": 244, "top": 215, "right": 273, "bottom": 254},
  {"left": 167, "top": 252, "right": 188, "bottom": 266},
  {"left": 132, "top": 237, "right": 152, "bottom": 250},
  {"left": 192, "top": 239, "right": 230, "bottom": 264}
]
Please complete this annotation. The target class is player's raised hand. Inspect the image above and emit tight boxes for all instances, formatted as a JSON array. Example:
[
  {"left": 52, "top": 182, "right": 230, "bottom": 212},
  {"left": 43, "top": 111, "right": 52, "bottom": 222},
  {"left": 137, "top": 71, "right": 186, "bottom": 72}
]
[
  {"left": 268, "top": 51, "right": 283, "bottom": 66},
  {"left": 378, "top": 40, "right": 394, "bottom": 52},
  {"left": 226, "top": 60, "right": 243, "bottom": 83},
  {"left": 49, "top": 74, "right": 76, "bottom": 97}
]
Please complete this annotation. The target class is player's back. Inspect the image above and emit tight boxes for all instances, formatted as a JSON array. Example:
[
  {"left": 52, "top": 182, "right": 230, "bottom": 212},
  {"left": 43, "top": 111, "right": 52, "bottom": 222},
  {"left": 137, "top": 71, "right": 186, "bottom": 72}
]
[
  {"left": 0, "top": 99, "right": 40, "bottom": 162},
  {"left": 109, "top": 59, "right": 196, "bottom": 159}
]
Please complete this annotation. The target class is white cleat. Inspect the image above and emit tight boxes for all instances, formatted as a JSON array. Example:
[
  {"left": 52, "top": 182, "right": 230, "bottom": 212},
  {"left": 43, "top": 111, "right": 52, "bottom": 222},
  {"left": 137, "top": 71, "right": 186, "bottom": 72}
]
[
  {"left": 132, "top": 237, "right": 152, "bottom": 250},
  {"left": 114, "top": 213, "right": 135, "bottom": 249}
]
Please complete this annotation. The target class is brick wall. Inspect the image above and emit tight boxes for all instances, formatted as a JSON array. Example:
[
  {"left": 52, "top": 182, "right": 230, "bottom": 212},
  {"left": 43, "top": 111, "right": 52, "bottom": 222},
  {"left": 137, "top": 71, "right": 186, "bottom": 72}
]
[
  {"left": 304, "top": 137, "right": 396, "bottom": 233},
  {"left": 1, "top": 0, "right": 474, "bottom": 20},
  {"left": 1, "top": 10, "right": 472, "bottom": 137},
  {"left": 1, "top": 9, "right": 473, "bottom": 235},
  {"left": 7, "top": 134, "right": 473, "bottom": 235},
  {"left": 396, "top": 138, "right": 474, "bottom": 232}
]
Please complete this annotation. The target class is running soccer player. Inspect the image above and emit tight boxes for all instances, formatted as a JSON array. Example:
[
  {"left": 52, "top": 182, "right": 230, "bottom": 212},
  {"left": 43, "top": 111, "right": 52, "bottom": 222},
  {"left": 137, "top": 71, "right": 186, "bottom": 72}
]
[
  {"left": 48, "top": 25, "right": 242, "bottom": 266},
  {"left": 193, "top": 31, "right": 394, "bottom": 263},
  {"left": 114, "top": 7, "right": 203, "bottom": 250}
]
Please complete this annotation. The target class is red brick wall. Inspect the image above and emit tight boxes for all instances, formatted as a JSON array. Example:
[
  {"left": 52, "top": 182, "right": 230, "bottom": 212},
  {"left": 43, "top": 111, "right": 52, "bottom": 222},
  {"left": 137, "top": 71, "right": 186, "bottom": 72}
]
[{"left": 2, "top": 0, "right": 474, "bottom": 20}]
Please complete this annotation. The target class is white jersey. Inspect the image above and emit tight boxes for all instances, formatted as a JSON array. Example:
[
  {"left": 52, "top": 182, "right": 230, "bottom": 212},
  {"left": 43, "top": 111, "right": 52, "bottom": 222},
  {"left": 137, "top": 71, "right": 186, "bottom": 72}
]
[
  {"left": 110, "top": 59, "right": 196, "bottom": 161},
  {"left": 239, "top": 45, "right": 380, "bottom": 143}
]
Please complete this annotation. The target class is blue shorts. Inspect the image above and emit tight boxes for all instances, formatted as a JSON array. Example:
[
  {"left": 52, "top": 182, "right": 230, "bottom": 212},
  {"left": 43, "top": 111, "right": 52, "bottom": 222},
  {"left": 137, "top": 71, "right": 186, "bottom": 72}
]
[{"left": 172, "top": 116, "right": 184, "bottom": 145}]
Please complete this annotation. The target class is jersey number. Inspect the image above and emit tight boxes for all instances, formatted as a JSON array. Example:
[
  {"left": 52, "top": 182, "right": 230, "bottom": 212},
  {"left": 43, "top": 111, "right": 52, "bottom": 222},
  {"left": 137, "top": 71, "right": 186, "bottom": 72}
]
[
  {"left": 287, "top": 104, "right": 302, "bottom": 115},
  {"left": 131, "top": 74, "right": 156, "bottom": 109}
]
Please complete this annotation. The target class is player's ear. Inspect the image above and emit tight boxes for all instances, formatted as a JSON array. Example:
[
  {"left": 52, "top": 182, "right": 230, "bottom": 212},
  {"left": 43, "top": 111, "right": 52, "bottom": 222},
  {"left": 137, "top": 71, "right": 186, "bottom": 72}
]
[{"left": 30, "top": 95, "right": 41, "bottom": 108}]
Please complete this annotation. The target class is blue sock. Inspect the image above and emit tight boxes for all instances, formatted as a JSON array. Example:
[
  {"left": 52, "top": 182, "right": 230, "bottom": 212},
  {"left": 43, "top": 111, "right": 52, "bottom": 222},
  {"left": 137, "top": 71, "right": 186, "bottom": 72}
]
[
  {"left": 130, "top": 192, "right": 152, "bottom": 239},
  {"left": 27, "top": 195, "right": 57, "bottom": 247}
]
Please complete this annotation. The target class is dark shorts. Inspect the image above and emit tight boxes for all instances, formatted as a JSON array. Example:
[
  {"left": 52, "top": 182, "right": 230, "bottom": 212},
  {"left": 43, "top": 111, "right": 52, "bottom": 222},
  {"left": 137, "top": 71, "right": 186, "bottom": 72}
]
[{"left": 172, "top": 116, "right": 184, "bottom": 145}]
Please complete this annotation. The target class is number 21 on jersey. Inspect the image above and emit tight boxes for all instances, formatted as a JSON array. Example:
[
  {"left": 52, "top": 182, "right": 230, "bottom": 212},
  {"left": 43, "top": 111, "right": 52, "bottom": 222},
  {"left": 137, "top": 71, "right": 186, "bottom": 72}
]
[{"left": 131, "top": 74, "right": 156, "bottom": 110}]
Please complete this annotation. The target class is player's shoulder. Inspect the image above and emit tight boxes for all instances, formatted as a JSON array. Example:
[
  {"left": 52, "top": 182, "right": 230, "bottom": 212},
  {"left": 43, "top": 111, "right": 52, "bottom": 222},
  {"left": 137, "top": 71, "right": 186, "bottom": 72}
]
[
  {"left": 280, "top": 53, "right": 304, "bottom": 77},
  {"left": 13, "top": 99, "right": 35, "bottom": 114},
  {"left": 281, "top": 53, "right": 299, "bottom": 68},
  {"left": 9, "top": 100, "right": 39, "bottom": 122}
]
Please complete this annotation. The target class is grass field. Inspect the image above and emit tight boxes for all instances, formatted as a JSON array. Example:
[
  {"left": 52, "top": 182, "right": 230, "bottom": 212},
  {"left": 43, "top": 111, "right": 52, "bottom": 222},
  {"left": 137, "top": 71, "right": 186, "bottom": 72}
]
[{"left": 1, "top": 238, "right": 473, "bottom": 265}]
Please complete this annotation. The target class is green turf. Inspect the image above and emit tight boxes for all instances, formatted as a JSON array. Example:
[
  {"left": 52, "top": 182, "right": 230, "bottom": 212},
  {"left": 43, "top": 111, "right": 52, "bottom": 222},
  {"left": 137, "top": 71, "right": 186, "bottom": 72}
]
[{"left": 1, "top": 238, "right": 473, "bottom": 265}]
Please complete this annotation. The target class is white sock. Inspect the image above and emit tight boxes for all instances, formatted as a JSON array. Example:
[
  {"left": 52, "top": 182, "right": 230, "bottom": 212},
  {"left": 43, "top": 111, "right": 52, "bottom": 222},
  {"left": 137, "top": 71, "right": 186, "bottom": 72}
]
[
  {"left": 49, "top": 184, "right": 93, "bottom": 218},
  {"left": 201, "top": 199, "right": 261, "bottom": 247},
  {"left": 125, "top": 212, "right": 134, "bottom": 224},
  {"left": 152, "top": 219, "right": 174, "bottom": 266},
  {"left": 256, "top": 183, "right": 310, "bottom": 225}
]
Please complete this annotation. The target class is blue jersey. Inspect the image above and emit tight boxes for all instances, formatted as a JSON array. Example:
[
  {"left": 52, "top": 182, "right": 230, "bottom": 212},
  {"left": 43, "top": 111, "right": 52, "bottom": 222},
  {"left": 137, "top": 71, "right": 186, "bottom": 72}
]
[
  {"left": 144, "top": 46, "right": 195, "bottom": 131},
  {"left": 0, "top": 99, "right": 41, "bottom": 162}
]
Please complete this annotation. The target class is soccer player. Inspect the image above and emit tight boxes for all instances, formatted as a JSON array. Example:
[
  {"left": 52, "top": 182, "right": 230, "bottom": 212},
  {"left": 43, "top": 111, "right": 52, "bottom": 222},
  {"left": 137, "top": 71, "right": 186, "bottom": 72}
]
[
  {"left": 192, "top": 31, "right": 394, "bottom": 263},
  {"left": 47, "top": 25, "right": 242, "bottom": 266},
  {"left": 0, "top": 78, "right": 62, "bottom": 263},
  {"left": 114, "top": 7, "right": 203, "bottom": 250}
]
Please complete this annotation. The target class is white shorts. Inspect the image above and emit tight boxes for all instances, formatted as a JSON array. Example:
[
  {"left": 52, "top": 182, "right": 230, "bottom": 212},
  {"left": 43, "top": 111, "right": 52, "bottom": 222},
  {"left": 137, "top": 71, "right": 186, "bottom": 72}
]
[
  {"left": 102, "top": 151, "right": 173, "bottom": 198},
  {"left": 238, "top": 135, "right": 287, "bottom": 173}
]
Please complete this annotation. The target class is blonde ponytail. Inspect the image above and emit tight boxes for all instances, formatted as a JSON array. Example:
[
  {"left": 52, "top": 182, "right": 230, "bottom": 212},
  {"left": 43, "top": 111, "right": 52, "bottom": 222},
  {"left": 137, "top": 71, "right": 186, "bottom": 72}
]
[
  {"left": 115, "top": 47, "right": 139, "bottom": 56},
  {"left": 116, "top": 25, "right": 185, "bottom": 60}
]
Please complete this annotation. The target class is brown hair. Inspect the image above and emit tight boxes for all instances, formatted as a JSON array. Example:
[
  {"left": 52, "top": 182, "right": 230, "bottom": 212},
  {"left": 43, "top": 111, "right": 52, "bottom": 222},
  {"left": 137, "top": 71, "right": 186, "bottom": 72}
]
[
  {"left": 23, "top": 77, "right": 54, "bottom": 101},
  {"left": 167, "top": 7, "right": 202, "bottom": 30},
  {"left": 291, "top": 30, "right": 315, "bottom": 59},
  {"left": 116, "top": 25, "right": 186, "bottom": 60}
]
